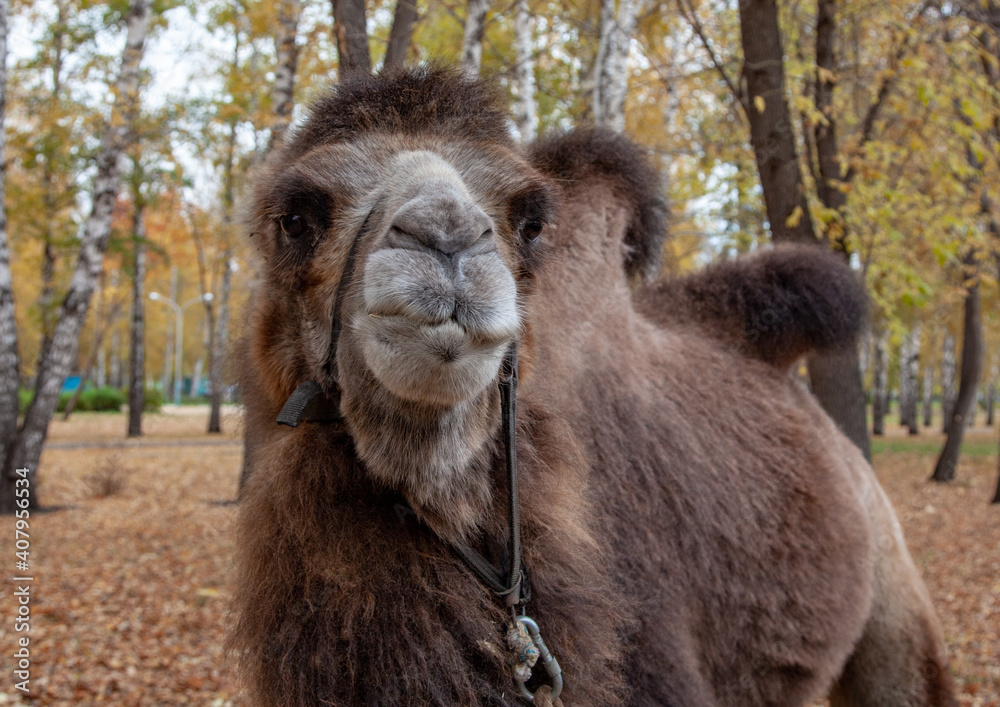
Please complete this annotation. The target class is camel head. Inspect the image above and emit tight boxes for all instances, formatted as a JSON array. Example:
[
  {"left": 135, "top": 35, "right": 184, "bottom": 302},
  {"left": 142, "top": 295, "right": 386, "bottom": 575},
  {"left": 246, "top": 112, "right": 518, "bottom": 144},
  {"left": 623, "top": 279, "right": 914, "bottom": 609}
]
[{"left": 245, "top": 68, "right": 555, "bottom": 526}]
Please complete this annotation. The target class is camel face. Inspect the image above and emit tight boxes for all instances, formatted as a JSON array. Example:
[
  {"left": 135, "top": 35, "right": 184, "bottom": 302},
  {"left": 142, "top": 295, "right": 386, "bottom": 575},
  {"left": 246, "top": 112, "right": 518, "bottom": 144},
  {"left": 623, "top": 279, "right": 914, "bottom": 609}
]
[
  {"left": 249, "top": 135, "right": 551, "bottom": 414},
  {"left": 355, "top": 150, "right": 520, "bottom": 407}
]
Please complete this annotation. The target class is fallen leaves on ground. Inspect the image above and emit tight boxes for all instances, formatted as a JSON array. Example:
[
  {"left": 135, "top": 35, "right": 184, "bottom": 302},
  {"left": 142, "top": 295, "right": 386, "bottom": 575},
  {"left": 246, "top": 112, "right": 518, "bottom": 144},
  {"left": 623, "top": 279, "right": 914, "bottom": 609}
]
[{"left": 0, "top": 412, "right": 997, "bottom": 705}]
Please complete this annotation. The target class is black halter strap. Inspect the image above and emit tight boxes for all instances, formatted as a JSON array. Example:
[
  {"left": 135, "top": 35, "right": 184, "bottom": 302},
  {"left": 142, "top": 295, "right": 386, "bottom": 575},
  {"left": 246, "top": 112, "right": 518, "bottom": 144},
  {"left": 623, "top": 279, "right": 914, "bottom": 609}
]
[{"left": 448, "top": 343, "right": 527, "bottom": 606}]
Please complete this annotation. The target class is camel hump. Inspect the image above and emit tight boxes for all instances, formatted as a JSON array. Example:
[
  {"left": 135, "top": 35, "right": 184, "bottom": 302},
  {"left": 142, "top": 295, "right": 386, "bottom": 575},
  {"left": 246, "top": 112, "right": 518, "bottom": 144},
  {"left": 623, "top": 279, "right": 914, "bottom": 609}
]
[
  {"left": 636, "top": 244, "right": 868, "bottom": 369},
  {"left": 529, "top": 128, "right": 669, "bottom": 282}
]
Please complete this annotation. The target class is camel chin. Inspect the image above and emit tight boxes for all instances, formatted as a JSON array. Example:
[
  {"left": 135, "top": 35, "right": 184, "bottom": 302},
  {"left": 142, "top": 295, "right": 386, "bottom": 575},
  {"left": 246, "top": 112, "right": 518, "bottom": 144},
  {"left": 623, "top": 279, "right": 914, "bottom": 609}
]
[{"left": 356, "top": 246, "right": 519, "bottom": 407}]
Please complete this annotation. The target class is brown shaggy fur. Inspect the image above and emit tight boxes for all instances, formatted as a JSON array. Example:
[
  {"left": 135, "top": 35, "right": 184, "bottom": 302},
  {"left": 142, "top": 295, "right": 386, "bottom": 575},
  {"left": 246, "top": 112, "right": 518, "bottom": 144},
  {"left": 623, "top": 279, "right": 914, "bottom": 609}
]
[
  {"left": 231, "top": 67, "right": 956, "bottom": 706},
  {"left": 635, "top": 244, "right": 869, "bottom": 370}
]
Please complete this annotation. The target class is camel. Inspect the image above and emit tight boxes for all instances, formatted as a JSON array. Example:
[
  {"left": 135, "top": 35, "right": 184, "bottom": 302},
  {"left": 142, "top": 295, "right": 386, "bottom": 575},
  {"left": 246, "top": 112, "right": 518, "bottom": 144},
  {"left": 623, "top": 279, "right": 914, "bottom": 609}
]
[{"left": 230, "top": 66, "right": 956, "bottom": 706}]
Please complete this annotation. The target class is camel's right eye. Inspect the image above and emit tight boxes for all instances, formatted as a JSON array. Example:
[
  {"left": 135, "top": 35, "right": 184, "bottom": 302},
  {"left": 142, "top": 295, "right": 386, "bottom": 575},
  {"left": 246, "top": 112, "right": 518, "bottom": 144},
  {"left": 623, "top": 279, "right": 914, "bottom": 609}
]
[
  {"left": 279, "top": 214, "right": 307, "bottom": 239},
  {"left": 521, "top": 219, "right": 543, "bottom": 242}
]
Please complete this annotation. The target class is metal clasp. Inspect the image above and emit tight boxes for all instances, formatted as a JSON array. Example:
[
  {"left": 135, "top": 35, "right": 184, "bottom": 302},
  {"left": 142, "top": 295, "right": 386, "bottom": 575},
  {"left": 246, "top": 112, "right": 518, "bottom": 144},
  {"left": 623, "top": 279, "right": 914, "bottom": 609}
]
[{"left": 514, "top": 616, "right": 562, "bottom": 702}]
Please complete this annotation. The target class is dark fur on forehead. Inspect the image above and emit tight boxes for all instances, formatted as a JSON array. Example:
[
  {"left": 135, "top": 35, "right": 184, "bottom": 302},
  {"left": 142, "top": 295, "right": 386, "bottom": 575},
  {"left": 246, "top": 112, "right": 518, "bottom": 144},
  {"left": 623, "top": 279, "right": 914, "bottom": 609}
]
[
  {"left": 529, "top": 128, "right": 670, "bottom": 282},
  {"left": 283, "top": 66, "right": 515, "bottom": 162}
]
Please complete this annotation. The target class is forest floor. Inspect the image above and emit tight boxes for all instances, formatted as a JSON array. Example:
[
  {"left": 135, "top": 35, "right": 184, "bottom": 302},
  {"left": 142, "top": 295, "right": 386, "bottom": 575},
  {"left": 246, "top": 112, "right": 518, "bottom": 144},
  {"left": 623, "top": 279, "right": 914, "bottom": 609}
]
[{"left": 0, "top": 410, "right": 997, "bottom": 705}]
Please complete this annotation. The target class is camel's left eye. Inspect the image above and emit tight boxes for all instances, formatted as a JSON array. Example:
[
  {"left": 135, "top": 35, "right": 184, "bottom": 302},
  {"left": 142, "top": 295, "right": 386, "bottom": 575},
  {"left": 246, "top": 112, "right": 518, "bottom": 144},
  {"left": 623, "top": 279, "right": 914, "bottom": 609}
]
[
  {"left": 521, "top": 219, "right": 543, "bottom": 242},
  {"left": 279, "top": 214, "right": 307, "bottom": 239}
]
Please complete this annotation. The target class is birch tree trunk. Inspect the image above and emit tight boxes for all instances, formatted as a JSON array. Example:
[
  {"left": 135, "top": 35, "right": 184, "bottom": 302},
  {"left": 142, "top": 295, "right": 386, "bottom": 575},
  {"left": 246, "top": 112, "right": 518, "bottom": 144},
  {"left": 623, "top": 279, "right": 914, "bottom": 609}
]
[
  {"left": 62, "top": 298, "right": 123, "bottom": 420},
  {"left": 110, "top": 330, "right": 121, "bottom": 388},
  {"left": 0, "top": 0, "right": 152, "bottom": 512},
  {"left": 514, "top": 0, "right": 536, "bottom": 142},
  {"left": 332, "top": 0, "right": 371, "bottom": 75},
  {"left": 922, "top": 364, "right": 934, "bottom": 427},
  {"left": 208, "top": 255, "right": 234, "bottom": 434},
  {"left": 0, "top": 0, "right": 18, "bottom": 477},
  {"left": 933, "top": 258, "right": 983, "bottom": 482},
  {"left": 37, "top": 245, "right": 56, "bottom": 375},
  {"left": 128, "top": 205, "right": 146, "bottom": 437},
  {"left": 899, "top": 324, "right": 920, "bottom": 435},
  {"left": 593, "top": 0, "right": 642, "bottom": 132},
  {"left": 941, "top": 335, "right": 956, "bottom": 432},
  {"left": 191, "top": 355, "right": 204, "bottom": 399},
  {"left": 461, "top": 0, "right": 490, "bottom": 76},
  {"left": 96, "top": 349, "right": 106, "bottom": 388},
  {"left": 267, "top": 0, "right": 302, "bottom": 152},
  {"left": 872, "top": 332, "right": 888, "bottom": 436},
  {"left": 207, "top": 116, "right": 238, "bottom": 434},
  {"left": 739, "top": 0, "right": 871, "bottom": 461},
  {"left": 384, "top": 0, "right": 418, "bottom": 70},
  {"left": 160, "top": 266, "right": 177, "bottom": 396}
]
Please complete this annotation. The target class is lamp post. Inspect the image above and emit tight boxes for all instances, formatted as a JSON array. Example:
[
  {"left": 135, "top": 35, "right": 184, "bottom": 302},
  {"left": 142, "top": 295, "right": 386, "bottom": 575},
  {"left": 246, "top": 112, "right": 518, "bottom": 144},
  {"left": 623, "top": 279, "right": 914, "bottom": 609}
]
[{"left": 149, "top": 291, "right": 213, "bottom": 405}]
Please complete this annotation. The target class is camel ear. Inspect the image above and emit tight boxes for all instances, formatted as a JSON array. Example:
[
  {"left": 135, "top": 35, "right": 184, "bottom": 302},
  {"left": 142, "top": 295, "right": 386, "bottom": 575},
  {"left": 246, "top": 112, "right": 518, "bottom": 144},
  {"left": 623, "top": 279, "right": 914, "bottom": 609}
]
[{"left": 528, "top": 128, "right": 669, "bottom": 282}]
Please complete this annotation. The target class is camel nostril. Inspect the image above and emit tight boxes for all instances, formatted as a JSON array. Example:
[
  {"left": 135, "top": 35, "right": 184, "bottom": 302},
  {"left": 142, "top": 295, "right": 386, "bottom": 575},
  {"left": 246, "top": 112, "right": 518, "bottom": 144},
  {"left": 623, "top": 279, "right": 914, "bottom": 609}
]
[{"left": 388, "top": 179, "right": 494, "bottom": 259}]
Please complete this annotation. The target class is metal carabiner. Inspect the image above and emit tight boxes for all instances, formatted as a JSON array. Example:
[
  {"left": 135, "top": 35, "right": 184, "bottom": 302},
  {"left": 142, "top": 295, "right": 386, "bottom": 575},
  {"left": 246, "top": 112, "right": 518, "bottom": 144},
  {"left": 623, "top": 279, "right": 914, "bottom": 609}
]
[{"left": 514, "top": 616, "right": 563, "bottom": 702}]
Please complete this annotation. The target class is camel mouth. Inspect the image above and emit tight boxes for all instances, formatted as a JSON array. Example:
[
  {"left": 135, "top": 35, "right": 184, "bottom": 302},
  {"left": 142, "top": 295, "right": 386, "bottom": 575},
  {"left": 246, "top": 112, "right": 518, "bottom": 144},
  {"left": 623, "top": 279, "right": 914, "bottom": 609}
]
[
  {"left": 354, "top": 246, "right": 519, "bottom": 405},
  {"left": 365, "top": 313, "right": 511, "bottom": 348}
]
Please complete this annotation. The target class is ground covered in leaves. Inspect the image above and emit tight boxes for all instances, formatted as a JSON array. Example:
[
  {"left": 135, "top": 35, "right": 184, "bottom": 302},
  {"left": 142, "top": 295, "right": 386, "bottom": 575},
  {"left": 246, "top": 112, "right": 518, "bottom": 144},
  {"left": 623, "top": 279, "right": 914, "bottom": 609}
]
[{"left": 0, "top": 410, "right": 997, "bottom": 705}]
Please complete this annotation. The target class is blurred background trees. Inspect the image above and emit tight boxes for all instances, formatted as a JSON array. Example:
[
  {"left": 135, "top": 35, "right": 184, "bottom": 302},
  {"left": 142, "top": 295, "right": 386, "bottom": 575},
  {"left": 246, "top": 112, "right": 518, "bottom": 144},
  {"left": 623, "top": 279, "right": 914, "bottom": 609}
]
[{"left": 1, "top": 0, "right": 999, "bottom": 507}]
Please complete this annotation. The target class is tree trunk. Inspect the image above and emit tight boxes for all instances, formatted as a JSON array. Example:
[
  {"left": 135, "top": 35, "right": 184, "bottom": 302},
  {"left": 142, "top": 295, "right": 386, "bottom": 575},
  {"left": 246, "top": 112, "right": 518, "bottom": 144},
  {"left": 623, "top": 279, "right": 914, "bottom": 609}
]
[
  {"left": 871, "top": 332, "right": 888, "bottom": 436},
  {"left": 461, "top": 0, "right": 490, "bottom": 76},
  {"left": 738, "top": 0, "right": 870, "bottom": 460},
  {"left": 160, "top": 265, "right": 177, "bottom": 396},
  {"left": 36, "top": 241, "right": 57, "bottom": 371},
  {"left": 0, "top": 0, "right": 152, "bottom": 512},
  {"left": 899, "top": 324, "right": 920, "bottom": 435},
  {"left": 857, "top": 327, "right": 870, "bottom": 382},
  {"left": 987, "top": 381, "right": 995, "bottom": 427},
  {"left": 207, "top": 113, "right": 239, "bottom": 434},
  {"left": 809, "top": 346, "right": 871, "bottom": 457},
  {"left": 332, "top": 0, "right": 370, "bottom": 75},
  {"left": 922, "top": 364, "right": 933, "bottom": 427},
  {"left": 208, "top": 254, "right": 233, "bottom": 434},
  {"left": 191, "top": 355, "right": 204, "bottom": 399},
  {"left": 96, "top": 348, "right": 106, "bottom": 388},
  {"left": 593, "top": 0, "right": 642, "bottom": 133},
  {"left": 267, "top": 0, "right": 302, "bottom": 152},
  {"left": 128, "top": 205, "right": 146, "bottom": 437},
  {"left": 384, "top": 0, "right": 417, "bottom": 70},
  {"left": 738, "top": 0, "right": 817, "bottom": 243},
  {"left": 514, "top": 0, "right": 536, "bottom": 141},
  {"left": 109, "top": 330, "right": 121, "bottom": 388},
  {"left": 932, "top": 258, "right": 983, "bottom": 482},
  {"left": 813, "top": 0, "right": 850, "bottom": 251},
  {"left": 941, "top": 335, "right": 956, "bottom": 432},
  {"left": 0, "top": 0, "right": 18, "bottom": 478}
]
